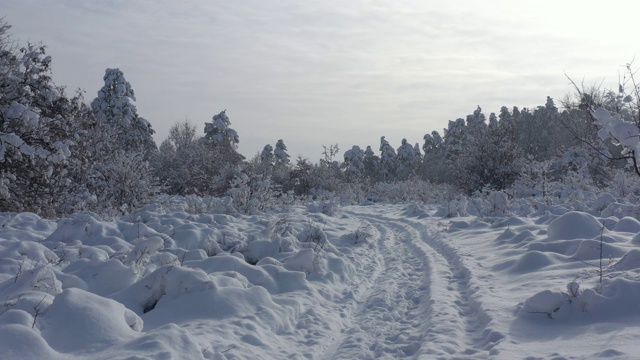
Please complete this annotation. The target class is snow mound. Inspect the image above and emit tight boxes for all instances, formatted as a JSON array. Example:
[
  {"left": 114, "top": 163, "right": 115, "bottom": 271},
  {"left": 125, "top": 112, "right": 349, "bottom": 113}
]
[
  {"left": 520, "top": 279, "right": 640, "bottom": 321},
  {"left": 570, "top": 240, "right": 626, "bottom": 261},
  {"left": 448, "top": 220, "right": 470, "bottom": 231},
  {"left": 612, "top": 216, "right": 640, "bottom": 233},
  {"left": 41, "top": 288, "right": 143, "bottom": 353},
  {"left": 520, "top": 289, "right": 566, "bottom": 318},
  {"left": 612, "top": 249, "right": 640, "bottom": 271},
  {"left": 402, "top": 203, "right": 431, "bottom": 218},
  {"left": 492, "top": 216, "right": 531, "bottom": 228},
  {"left": 546, "top": 211, "right": 603, "bottom": 241},
  {"left": 593, "top": 193, "right": 616, "bottom": 213},
  {"left": 508, "top": 251, "right": 555, "bottom": 273}
]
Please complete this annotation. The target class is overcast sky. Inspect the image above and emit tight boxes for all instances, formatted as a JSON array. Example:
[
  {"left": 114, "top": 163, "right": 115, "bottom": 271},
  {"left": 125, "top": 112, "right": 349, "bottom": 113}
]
[{"left": 3, "top": 0, "right": 639, "bottom": 160}]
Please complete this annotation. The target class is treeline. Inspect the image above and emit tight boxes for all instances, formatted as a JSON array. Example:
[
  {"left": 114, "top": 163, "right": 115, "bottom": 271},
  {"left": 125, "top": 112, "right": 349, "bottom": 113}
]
[{"left": 0, "top": 19, "right": 635, "bottom": 217}]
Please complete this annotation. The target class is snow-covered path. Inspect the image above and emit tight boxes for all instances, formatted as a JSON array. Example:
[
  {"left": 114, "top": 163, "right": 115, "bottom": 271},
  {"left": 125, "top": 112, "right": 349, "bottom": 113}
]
[{"left": 322, "top": 208, "right": 502, "bottom": 359}]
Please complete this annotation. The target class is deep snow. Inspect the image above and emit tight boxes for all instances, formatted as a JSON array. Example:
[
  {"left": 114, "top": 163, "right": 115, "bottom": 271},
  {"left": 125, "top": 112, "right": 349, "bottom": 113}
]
[{"left": 2, "top": 197, "right": 640, "bottom": 359}]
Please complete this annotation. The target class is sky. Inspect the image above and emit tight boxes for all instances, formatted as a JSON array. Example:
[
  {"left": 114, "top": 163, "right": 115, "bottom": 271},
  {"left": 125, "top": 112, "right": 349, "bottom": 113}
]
[{"left": 3, "top": 0, "right": 640, "bottom": 161}]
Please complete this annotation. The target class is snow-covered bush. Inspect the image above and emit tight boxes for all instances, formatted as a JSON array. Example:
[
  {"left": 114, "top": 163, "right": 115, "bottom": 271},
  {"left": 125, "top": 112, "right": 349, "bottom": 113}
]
[
  {"left": 435, "top": 196, "right": 469, "bottom": 217},
  {"left": 153, "top": 117, "right": 244, "bottom": 197},
  {"left": 227, "top": 173, "right": 279, "bottom": 214}
]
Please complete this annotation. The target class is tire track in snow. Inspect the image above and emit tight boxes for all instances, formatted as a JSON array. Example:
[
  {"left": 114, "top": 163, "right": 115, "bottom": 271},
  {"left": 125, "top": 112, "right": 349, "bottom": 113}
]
[
  {"left": 330, "top": 209, "right": 503, "bottom": 359},
  {"left": 321, "top": 221, "right": 434, "bottom": 359}
]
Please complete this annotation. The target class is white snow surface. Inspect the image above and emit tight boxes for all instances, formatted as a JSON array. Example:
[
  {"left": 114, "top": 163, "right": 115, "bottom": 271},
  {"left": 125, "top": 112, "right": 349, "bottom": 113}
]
[{"left": 2, "top": 199, "right": 640, "bottom": 359}]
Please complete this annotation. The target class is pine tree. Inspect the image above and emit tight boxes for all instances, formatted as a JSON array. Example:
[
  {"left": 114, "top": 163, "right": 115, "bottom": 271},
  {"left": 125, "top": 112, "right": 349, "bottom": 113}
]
[
  {"left": 274, "top": 139, "right": 290, "bottom": 166},
  {"left": 91, "top": 68, "right": 156, "bottom": 159},
  {"left": 363, "top": 145, "right": 380, "bottom": 181},
  {"left": 203, "top": 110, "right": 244, "bottom": 169},
  {"left": 261, "top": 144, "right": 274, "bottom": 165},
  {"left": 396, "top": 138, "right": 417, "bottom": 180},
  {"left": 421, "top": 131, "right": 448, "bottom": 183},
  {"left": 343, "top": 145, "right": 365, "bottom": 181},
  {"left": 204, "top": 110, "right": 239, "bottom": 147},
  {"left": 379, "top": 136, "right": 397, "bottom": 181},
  {"left": 450, "top": 113, "right": 522, "bottom": 194}
]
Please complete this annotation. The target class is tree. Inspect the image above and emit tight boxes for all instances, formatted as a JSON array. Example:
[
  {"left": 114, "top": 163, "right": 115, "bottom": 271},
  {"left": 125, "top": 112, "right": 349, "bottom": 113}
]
[
  {"left": 274, "top": 139, "right": 290, "bottom": 166},
  {"left": 0, "top": 22, "right": 77, "bottom": 215},
  {"left": 204, "top": 110, "right": 239, "bottom": 147},
  {"left": 363, "top": 145, "right": 380, "bottom": 181},
  {"left": 90, "top": 68, "right": 156, "bottom": 159},
  {"left": 261, "top": 144, "right": 274, "bottom": 165},
  {"left": 152, "top": 121, "right": 203, "bottom": 195},
  {"left": 559, "top": 73, "right": 630, "bottom": 175},
  {"left": 152, "top": 117, "right": 244, "bottom": 196},
  {"left": 449, "top": 116, "right": 522, "bottom": 194},
  {"left": 203, "top": 110, "right": 244, "bottom": 167},
  {"left": 421, "top": 131, "right": 448, "bottom": 183},
  {"left": 514, "top": 97, "right": 561, "bottom": 159},
  {"left": 343, "top": 145, "right": 365, "bottom": 181},
  {"left": 396, "top": 138, "right": 417, "bottom": 180},
  {"left": 379, "top": 136, "right": 397, "bottom": 181},
  {"left": 289, "top": 156, "right": 313, "bottom": 195}
]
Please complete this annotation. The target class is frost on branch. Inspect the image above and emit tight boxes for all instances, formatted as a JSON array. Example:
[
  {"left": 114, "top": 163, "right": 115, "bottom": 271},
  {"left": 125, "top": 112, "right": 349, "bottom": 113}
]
[{"left": 591, "top": 107, "right": 640, "bottom": 172}]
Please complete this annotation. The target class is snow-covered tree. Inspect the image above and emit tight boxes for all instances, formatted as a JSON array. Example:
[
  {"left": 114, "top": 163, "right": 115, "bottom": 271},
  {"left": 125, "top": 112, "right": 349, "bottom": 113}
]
[
  {"left": 274, "top": 139, "right": 290, "bottom": 166},
  {"left": 152, "top": 121, "right": 203, "bottom": 195},
  {"left": 363, "top": 145, "right": 380, "bottom": 181},
  {"left": 91, "top": 68, "right": 156, "bottom": 159},
  {"left": 449, "top": 116, "right": 522, "bottom": 194},
  {"left": 443, "top": 118, "right": 466, "bottom": 160},
  {"left": 288, "top": 156, "right": 313, "bottom": 195},
  {"left": 513, "top": 97, "right": 560, "bottom": 159},
  {"left": 421, "top": 131, "right": 448, "bottom": 183},
  {"left": 343, "top": 145, "right": 365, "bottom": 181},
  {"left": 261, "top": 144, "right": 274, "bottom": 166},
  {"left": 204, "top": 110, "right": 239, "bottom": 147},
  {"left": 0, "top": 22, "right": 77, "bottom": 215},
  {"left": 203, "top": 110, "right": 243, "bottom": 169},
  {"left": 379, "top": 136, "right": 397, "bottom": 181},
  {"left": 396, "top": 138, "right": 417, "bottom": 180},
  {"left": 152, "top": 117, "right": 244, "bottom": 196}
]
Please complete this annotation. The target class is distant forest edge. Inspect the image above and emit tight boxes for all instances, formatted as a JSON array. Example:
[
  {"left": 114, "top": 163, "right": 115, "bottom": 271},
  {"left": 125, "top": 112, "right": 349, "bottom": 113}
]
[{"left": 1, "top": 18, "right": 639, "bottom": 217}]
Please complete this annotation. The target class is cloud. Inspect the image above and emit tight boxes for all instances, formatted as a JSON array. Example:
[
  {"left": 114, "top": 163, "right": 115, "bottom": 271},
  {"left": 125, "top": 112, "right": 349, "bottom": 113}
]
[{"left": 3, "top": 0, "right": 638, "bottom": 159}]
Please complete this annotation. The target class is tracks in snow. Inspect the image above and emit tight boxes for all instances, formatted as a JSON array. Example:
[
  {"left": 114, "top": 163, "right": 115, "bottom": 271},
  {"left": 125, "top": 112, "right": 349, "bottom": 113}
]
[{"left": 321, "top": 210, "right": 502, "bottom": 359}]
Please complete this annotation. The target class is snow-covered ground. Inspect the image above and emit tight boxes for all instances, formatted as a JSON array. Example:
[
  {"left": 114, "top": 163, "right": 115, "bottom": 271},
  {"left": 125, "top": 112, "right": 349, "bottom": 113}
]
[{"left": 2, "top": 197, "right": 640, "bottom": 359}]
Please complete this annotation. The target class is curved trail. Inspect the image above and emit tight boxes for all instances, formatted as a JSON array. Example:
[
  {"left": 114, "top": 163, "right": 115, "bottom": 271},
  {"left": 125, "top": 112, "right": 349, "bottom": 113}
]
[{"left": 321, "top": 208, "right": 502, "bottom": 359}]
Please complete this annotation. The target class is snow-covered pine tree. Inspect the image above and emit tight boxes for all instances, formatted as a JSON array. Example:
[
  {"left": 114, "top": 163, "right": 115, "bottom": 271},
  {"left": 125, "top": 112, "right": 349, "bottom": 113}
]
[
  {"left": 274, "top": 139, "right": 290, "bottom": 166},
  {"left": 343, "top": 145, "right": 365, "bottom": 181},
  {"left": 270, "top": 139, "right": 291, "bottom": 189},
  {"left": 91, "top": 68, "right": 156, "bottom": 159},
  {"left": 421, "top": 131, "right": 448, "bottom": 183},
  {"left": 363, "top": 145, "right": 380, "bottom": 181},
  {"left": 82, "top": 68, "right": 158, "bottom": 211},
  {"left": 516, "top": 96, "right": 560, "bottom": 159},
  {"left": 396, "top": 138, "right": 416, "bottom": 180},
  {"left": 261, "top": 144, "right": 274, "bottom": 165},
  {"left": 204, "top": 110, "right": 239, "bottom": 147},
  {"left": 449, "top": 110, "right": 522, "bottom": 194},
  {"left": 379, "top": 136, "right": 397, "bottom": 181},
  {"left": 203, "top": 110, "right": 243, "bottom": 167}
]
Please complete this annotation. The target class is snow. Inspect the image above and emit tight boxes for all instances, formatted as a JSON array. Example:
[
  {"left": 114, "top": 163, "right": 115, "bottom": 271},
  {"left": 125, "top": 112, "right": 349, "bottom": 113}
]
[{"left": 3, "top": 198, "right": 640, "bottom": 358}]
